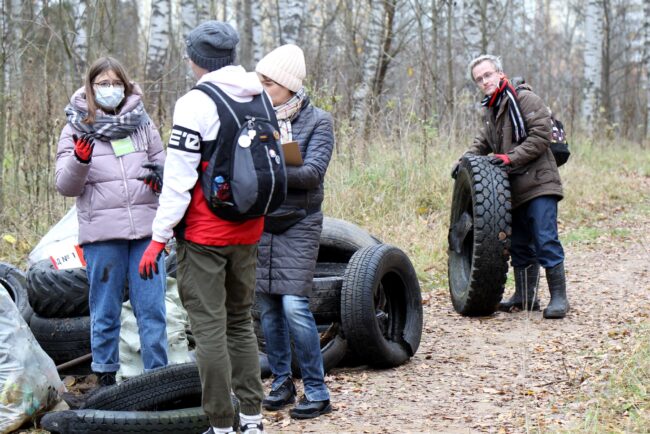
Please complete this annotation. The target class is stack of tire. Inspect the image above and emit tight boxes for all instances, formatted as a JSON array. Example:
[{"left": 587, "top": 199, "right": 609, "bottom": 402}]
[{"left": 252, "top": 217, "right": 424, "bottom": 374}]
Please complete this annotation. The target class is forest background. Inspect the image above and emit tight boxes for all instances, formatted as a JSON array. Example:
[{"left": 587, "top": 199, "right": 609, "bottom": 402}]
[
  {"left": 0, "top": 1, "right": 649, "bottom": 431},
  {"left": 0, "top": 0, "right": 648, "bottom": 251}
]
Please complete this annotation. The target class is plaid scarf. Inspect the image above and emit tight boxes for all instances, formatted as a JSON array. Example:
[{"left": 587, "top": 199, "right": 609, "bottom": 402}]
[
  {"left": 274, "top": 87, "right": 306, "bottom": 143},
  {"left": 481, "top": 78, "right": 527, "bottom": 143},
  {"left": 64, "top": 87, "right": 154, "bottom": 151}
]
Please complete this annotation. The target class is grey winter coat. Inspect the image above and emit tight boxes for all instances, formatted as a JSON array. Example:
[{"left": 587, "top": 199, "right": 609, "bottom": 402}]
[
  {"left": 467, "top": 83, "right": 563, "bottom": 209},
  {"left": 256, "top": 100, "right": 335, "bottom": 297},
  {"left": 55, "top": 88, "right": 165, "bottom": 245}
]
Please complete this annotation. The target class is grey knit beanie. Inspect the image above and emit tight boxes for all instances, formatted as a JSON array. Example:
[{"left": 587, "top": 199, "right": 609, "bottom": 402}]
[{"left": 186, "top": 21, "right": 239, "bottom": 72}]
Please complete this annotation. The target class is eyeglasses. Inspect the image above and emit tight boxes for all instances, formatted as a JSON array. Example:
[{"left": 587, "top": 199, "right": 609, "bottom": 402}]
[
  {"left": 474, "top": 70, "right": 496, "bottom": 85},
  {"left": 94, "top": 80, "right": 124, "bottom": 89}
]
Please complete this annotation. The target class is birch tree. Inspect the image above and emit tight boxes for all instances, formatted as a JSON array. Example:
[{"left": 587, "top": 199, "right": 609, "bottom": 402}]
[
  {"left": 146, "top": 0, "right": 172, "bottom": 83},
  {"left": 582, "top": 0, "right": 603, "bottom": 126},
  {"left": 641, "top": 0, "right": 650, "bottom": 139},
  {"left": 145, "top": 0, "right": 173, "bottom": 123},
  {"left": 351, "top": 0, "right": 384, "bottom": 128},
  {"left": 239, "top": 0, "right": 263, "bottom": 70},
  {"left": 71, "top": 0, "right": 88, "bottom": 77},
  {"left": 179, "top": 0, "right": 200, "bottom": 38},
  {"left": 277, "top": 0, "right": 305, "bottom": 44}
]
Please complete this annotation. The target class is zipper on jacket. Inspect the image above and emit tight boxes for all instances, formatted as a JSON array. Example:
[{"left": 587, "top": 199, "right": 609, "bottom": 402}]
[
  {"left": 118, "top": 158, "right": 137, "bottom": 237},
  {"left": 262, "top": 144, "right": 275, "bottom": 215}
]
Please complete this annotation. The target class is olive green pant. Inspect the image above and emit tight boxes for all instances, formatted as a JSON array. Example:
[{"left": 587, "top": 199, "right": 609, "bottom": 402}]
[{"left": 176, "top": 240, "right": 263, "bottom": 429}]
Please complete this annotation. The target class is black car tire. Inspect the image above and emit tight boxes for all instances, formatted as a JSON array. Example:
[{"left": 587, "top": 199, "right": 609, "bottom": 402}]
[
  {"left": 82, "top": 363, "right": 202, "bottom": 411},
  {"left": 448, "top": 155, "right": 511, "bottom": 316},
  {"left": 29, "top": 314, "right": 90, "bottom": 364},
  {"left": 318, "top": 217, "right": 381, "bottom": 263},
  {"left": 26, "top": 259, "right": 90, "bottom": 318},
  {"left": 0, "top": 262, "right": 33, "bottom": 322},
  {"left": 341, "top": 244, "right": 423, "bottom": 368}
]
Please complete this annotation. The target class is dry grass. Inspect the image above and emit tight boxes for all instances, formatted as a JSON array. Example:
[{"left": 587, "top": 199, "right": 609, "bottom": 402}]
[
  {"left": 322, "top": 133, "right": 650, "bottom": 291},
  {"left": 566, "top": 326, "right": 650, "bottom": 433}
]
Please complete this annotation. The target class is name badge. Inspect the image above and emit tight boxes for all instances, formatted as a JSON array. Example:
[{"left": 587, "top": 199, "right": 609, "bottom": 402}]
[{"left": 111, "top": 137, "right": 136, "bottom": 156}]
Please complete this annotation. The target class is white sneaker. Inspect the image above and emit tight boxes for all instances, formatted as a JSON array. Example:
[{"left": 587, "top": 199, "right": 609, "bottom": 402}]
[{"left": 240, "top": 422, "right": 265, "bottom": 434}]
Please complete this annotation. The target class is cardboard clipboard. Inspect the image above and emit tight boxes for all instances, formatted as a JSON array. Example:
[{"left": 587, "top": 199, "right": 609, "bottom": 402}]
[{"left": 282, "top": 141, "right": 303, "bottom": 166}]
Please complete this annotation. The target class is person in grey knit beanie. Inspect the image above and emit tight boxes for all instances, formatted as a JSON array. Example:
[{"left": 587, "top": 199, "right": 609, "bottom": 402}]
[{"left": 186, "top": 21, "right": 239, "bottom": 72}]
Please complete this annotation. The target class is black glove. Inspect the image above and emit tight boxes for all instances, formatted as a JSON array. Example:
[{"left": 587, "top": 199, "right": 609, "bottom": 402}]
[
  {"left": 137, "top": 162, "right": 164, "bottom": 193},
  {"left": 450, "top": 161, "right": 461, "bottom": 179},
  {"left": 72, "top": 133, "right": 95, "bottom": 163}
]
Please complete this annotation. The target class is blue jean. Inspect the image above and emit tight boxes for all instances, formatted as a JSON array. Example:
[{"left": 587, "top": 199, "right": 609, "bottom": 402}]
[
  {"left": 83, "top": 238, "right": 168, "bottom": 373},
  {"left": 510, "top": 195, "right": 565, "bottom": 269},
  {"left": 257, "top": 293, "right": 329, "bottom": 402}
]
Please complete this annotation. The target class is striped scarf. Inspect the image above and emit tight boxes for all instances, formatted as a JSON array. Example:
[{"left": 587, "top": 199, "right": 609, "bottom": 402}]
[
  {"left": 64, "top": 87, "right": 154, "bottom": 152},
  {"left": 274, "top": 87, "right": 306, "bottom": 143},
  {"left": 481, "top": 78, "right": 527, "bottom": 143}
]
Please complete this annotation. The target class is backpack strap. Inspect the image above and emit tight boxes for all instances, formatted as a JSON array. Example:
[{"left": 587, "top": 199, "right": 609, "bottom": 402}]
[{"left": 193, "top": 82, "right": 275, "bottom": 126}]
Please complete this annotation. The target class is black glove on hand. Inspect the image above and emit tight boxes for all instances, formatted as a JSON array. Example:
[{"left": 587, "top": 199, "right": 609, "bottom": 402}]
[
  {"left": 450, "top": 161, "right": 461, "bottom": 179},
  {"left": 138, "top": 162, "right": 164, "bottom": 193},
  {"left": 72, "top": 133, "right": 95, "bottom": 163}
]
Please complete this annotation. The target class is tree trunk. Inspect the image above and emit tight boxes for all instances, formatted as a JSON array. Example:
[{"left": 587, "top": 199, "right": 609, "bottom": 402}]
[
  {"left": 445, "top": 0, "right": 454, "bottom": 118},
  {"left": 71, "top": 0, "right": 88, "bottom": 77},
  {"left": 641, "top": 0, "right": 650, "bottom": 139},
  {"left": 180, "top": 0, "right": 200, "bottom": 38},
  {"left": 582, "top": 0, "right": 603, "bottom": 127},
  {"left": 601, "top": 0, "right": 612, "bottom": 124},
  {"left": 146, "top": 0, "right": 173, "bottom": 125},
  {"left": 369, "top": 0, "right": 396, "bottom": 121},
  {"left": 351, "top": 0, "right": 384, "bottom": 132},
  {"left": 277, "top": 0, "right": 305, "bottom": 45},
  {"left": 240, "top": 0, "right": 263, "bottom": 70}
]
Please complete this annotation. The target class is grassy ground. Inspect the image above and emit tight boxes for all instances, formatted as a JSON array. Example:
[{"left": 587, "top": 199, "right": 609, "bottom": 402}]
[{"left": 568, "top": 326, "right": 650, "bottom": 433}]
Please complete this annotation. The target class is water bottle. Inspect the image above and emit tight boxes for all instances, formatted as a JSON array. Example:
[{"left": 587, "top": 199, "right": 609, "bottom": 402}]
[{"left": 212, "top": 176, "right": 224, "bottom": 203}]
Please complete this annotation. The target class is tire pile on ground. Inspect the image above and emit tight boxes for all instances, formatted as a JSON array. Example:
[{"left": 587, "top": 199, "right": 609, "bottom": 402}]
[
  {"left": 254, "top": 217, "right": 424, "bottom": 374},
  {"left": 30, "top": 217, "right": 424, "bottom": 433}
]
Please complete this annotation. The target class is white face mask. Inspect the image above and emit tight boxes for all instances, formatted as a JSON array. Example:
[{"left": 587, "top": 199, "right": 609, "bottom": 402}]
[{"left": 95, "top": 85, "right": 125, "bottom": 109}]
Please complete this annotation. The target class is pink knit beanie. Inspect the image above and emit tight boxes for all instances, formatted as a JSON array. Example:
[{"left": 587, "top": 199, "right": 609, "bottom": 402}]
[{"left": 255, "top": 44, "right": 306, "bottom": 92}]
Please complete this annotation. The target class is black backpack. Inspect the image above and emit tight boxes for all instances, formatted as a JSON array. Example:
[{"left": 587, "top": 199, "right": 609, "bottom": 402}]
[
  {"left": 549, "top": 116, "right": 570, "bottom": 167},
  {"left": 193, "top": 82, "right": 287, "bottom": 222},
  {"left": 512, "top": 77, "right": 570, "bottom": 167}
]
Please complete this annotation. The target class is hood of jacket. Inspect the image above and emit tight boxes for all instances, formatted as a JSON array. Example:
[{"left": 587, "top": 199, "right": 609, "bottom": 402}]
[{"left": 197, "top": 65, "right": 263, "bottom": 98}]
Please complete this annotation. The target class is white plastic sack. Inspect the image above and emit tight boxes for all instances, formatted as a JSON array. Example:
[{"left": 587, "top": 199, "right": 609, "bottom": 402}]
[
  {"left": 117, "top": 277, "right": 192, "bottom": 381},
  {"left": 0, "top": 287, "right": 65, "bottom": 433},
  {"left": 28, "top": 206, "right": 79, "bottom": 267}
]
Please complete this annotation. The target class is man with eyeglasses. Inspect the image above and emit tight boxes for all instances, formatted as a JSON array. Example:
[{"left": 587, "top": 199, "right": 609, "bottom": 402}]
[{"left": 454, "top": 54, "right": 569, "bottom": 319}]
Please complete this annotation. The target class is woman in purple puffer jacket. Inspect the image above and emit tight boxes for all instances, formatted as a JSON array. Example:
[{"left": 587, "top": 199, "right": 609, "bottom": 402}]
[{"left": 55, "top": 56, "right": 168, "bottom": 386}]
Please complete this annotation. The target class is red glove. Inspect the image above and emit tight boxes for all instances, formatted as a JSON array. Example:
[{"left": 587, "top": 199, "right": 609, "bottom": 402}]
[
  {"left": 139, "top": 240, "right": 166, "bottom": 279},
  {"left": 72, "top": 133, "right": 95, "bottom": 163},
  {"left": 490, "top": 154, "right": 511, "bottom": 166}
]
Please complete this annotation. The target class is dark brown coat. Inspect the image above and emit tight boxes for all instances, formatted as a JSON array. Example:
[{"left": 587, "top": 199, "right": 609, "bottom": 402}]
[{"left": 467, "top": 84, "right": 563, "bottom": 209}]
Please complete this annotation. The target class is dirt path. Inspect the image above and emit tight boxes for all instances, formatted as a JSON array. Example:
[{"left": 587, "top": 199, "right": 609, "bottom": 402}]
[{"left": 268, "top": 213, "right": 650, "bottom": 433}]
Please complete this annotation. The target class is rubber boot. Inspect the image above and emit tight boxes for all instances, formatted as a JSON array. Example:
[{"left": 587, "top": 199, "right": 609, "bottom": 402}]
[
  {"left": 543, "top": 262, "right": 569, "bottom": 319},
  {"left": 97, "top": 372, "right": 116, "bottom": 387},
  {"left": 499, "top": 264, "right": 540, "bottom": 312}
]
